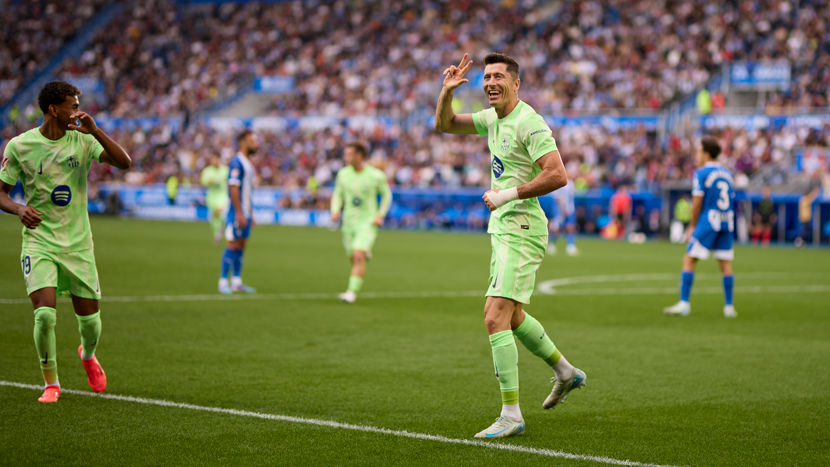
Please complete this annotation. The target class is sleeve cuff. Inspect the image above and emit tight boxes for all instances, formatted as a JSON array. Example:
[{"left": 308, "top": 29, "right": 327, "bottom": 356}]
[
  {"left": 0, "top": 173, "right": 17, "bottom": 185},
  {"left": 472, "top": 113, "right": 488, "bottom": 138}
]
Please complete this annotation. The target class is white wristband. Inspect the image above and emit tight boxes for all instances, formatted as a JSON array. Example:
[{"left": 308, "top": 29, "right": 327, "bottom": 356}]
[{"left": 485, "top": 187, "right": 519, "bottom": 208}]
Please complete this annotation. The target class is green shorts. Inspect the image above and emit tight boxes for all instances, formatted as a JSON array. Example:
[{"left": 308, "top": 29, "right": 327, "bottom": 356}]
[
  {"left": 342, "top": 225, "right": 378, "bottom": 258},
  {"left": 20, "top": 248, "right": 101, "bottom": 300},
  {"left": 206, "top": 195, "right": 228, "bottom": 217},
  {"left": 486, "top": 233, "right": 547, "bottom": 304}
]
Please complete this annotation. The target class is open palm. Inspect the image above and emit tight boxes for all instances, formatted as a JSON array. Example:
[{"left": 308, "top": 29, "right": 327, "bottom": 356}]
[{"left": 442, "top": 53, "right": 473, "bottom": 91}]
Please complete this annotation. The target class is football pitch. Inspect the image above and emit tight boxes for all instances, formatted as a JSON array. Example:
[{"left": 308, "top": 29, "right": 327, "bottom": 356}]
[{"left": 1, "top": 216, "right": 828, "bottom": 467}]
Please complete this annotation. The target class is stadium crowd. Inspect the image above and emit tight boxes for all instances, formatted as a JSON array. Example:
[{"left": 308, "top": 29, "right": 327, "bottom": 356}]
[
  {"left": 0, "top": 0, "right": 111, "bottom": 106},
  {"left": 30, "top": 0, "right": 827, "bottom": 118},
  {"left": 67, "top": 119, "right": 829, "bottom": 195}
]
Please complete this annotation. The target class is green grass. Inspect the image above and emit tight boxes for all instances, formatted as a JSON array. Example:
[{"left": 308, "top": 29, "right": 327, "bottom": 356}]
[{"left": 1, "top": 216, "right": 829, "bottom": 466}]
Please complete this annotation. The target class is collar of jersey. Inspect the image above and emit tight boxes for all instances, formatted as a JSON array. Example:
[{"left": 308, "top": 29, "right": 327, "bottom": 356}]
[
  {"left": 34, "top": 127, "right": 69, "bottom": 144},
  {"left": 496, "top": 100, "right": 525, "bottom": 121},
  {"left": 703, "top": 161, "right": 721, "bottom": 167}
]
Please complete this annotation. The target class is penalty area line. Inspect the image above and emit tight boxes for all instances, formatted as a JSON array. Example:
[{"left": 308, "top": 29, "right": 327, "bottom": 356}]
[{"left": 0, "top": 380, "right": 682, "bottom": 467}]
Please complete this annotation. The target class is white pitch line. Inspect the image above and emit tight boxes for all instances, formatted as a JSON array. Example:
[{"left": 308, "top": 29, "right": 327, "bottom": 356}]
[
  {"left": 0, "top": 381, "right": 682, "bottom": 467},
  {"left": 0, "top": 290, "right": 483, "bottom": 305},
  {"left": 2, "top": 284, "right": 830, "bottom": 305}
]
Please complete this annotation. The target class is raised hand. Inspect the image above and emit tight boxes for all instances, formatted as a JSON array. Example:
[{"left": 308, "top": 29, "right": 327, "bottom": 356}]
[
  {"left": 442, "top": 53, "right": 473, "bottom": 91},
  {"left": 68, "top": 111, "right": 99, "bottom": 135}
]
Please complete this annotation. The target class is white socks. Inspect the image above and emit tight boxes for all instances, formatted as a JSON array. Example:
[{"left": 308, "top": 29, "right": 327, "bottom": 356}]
[
  {"left": 552, "top": 355, "right": 575, "bottom": 380},
  {"left": 231, "top": 276, "right": 242, "bottom": 287},
  {"left": 501, "top": 403, "right": 522, "bottom": 422},
  {"left": 45, "top": 381, "right": 60, "bottom": 389},
  {"left": 81, "top": 351, "right": 94, "bottom": 361},
  {"left": 218, "top": 278, "right": 229, "bottom": 288}
]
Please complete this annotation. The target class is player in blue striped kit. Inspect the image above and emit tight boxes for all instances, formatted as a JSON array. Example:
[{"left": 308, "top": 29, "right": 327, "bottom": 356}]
[
  {"left": 664, "top": 136, "right": 737, "bottom": 318},
  {"left": 218, "top": 130, "right": 258, "bottom": 294},
  {"left": 547, "top": 179, "right": 578, "bottom": 256}
]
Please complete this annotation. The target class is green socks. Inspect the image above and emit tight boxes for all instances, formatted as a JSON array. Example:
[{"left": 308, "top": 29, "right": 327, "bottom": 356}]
[
  {"left": 489, "top": 330, "right": 519, "bottom": 405},
  {"left": 348, "top": 275, "right": 363, "bottom": 293},
  {"left": 513, "top": 312, "right": 561, "bottom": 366},
  {"left": 33, "top": 307, "right": 58, "bottom": 385},
  {"left": 77, "top": 311, "right": 102, "bottom": 360},
  {"left": 210, "top": 216, "right": 223, "bottom": 238}
]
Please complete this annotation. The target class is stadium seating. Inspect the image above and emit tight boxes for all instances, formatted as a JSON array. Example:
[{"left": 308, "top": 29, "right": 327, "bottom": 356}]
[
  {"left": 39, "top": 0, "right": 829, "bottom": 116},
  {"left": 0, "top": 0, "right": 111, "bottom": 106}
]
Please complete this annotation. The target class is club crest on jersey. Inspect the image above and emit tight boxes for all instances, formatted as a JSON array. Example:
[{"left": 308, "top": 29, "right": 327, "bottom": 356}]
[
  {"left": 492, "top": 155, "right": 504, "bottom": 179},
  {"left": 501, "top": 137, "right": 510, "bottom": 153},
  {"left": 352, "top": 197, "right": 362, "bottom": 207},
  {"left": 67, "top": 155, "right": 79, "bottom": 169},
  {"left": 51, "top": 185, "right": 72, "bottom": 206}
]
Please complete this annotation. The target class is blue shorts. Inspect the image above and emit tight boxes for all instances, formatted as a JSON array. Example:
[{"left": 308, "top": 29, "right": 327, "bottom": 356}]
[
  {"left": 687, "top": 228, "right": 733, "bottom": 260},
  {"left": 225, "top": 219, "right": 252, "bottom": 241},
  {"left": 550, "top": 211, "right": 576, "bottom": 231}
]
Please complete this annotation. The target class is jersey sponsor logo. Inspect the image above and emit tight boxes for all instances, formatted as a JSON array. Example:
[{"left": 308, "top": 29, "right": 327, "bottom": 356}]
[
  {"left": 67, "top": 155, "right": 79, "bottom": 169},
  {"left": 352, "top": 197, "right": 362, "bottom": 207},
  {"left": 51, "top": 185, "right": 72, "bottom": 206},
  {"left": 492, "top": 155, "right": 504, "bottom": 179},
  {"left": 501, "top": 137, "right": 510, "bottom": 153}
]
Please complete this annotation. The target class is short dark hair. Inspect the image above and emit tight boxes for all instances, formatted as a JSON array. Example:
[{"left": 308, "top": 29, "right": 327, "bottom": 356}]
[
  {"left": 237, "top": 129, "right": 254, "bottom": 144},
  {"left": 346, "top": 142, "right": 367, "bottom": 158},
  {"left": 38, "top": 81, "right": 81, "bottom": 113},
  {"left": 700, "top": 136, "right": 721, "bottom": 159},
  {"left": 483, "top": 53, "right": 520, "bottom": 80}
]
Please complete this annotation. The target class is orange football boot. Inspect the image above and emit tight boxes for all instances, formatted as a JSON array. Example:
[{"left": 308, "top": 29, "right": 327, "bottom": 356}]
[
  {"left": 38, "top": 386, "right": 60, "bottom": 403},
  {"left": 78, "top": 345, "right": 107, "bottom": 393}
]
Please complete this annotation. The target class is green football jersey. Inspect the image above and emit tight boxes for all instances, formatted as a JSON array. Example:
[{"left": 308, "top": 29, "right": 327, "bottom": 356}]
[
  {"left": 472, "top": 100, "right": 558, "bottom": 236},
  {"left": 0, "top": 127, "right": 104, "bottom": 253},
  {"left": 200, "top": 164, "right": 229, "bottom": 206},
  {"left": 330, "top": 164, "right": 392, "bottom": 230}
]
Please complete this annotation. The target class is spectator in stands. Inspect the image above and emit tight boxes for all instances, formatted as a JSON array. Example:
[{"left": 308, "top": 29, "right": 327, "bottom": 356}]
[{"left": 752, "top": 186, "right": 777, "bottom": 247}]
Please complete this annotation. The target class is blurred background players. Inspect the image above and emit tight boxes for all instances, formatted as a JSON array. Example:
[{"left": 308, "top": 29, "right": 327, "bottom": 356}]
[
  {"left": 547, "top": 179, "right": 578, "bottom": 256},
  {"left": 670, "top": 195, "right": 692, "bottom": 244},
  {"left": 795, "top": 186, "right": 821, "bottom": 248},
  {"left": 218, "top": 131, "right": 258, "bottom": 294},
  {"left": 751, "top": 187, "right": 776, "bottom": 247},
  {"left": 200, "top": 154, "right": 229, "bottom": 245},
  {"left": 330, "top": 143, "right": 392, "bottom": 304},
  {"left": 664, "top": 137, "right": 737, "bottom": 318}
]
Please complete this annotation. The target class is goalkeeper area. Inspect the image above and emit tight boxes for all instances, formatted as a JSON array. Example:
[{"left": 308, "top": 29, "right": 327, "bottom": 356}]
[{"left": 1, "top": 216, "right": 828, "bottom": 467}]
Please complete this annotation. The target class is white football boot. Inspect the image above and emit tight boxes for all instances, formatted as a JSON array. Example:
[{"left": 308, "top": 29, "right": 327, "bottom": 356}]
[
  {"left": 566, "top": 244, "right": 579, "bottom": 256},
  {"left": 543, "top": 368, "right": 587, "bottom": 409},
  {"left": 339, "top": 290, "right": 356, "bottom": 304},
  {"left": 724, "top": 305, "right": 737, "bottom": 318},
  {"left": 663, "top": 301, "right": 690, "bottom": 316},
  {"left": 474, "top": 416, "right": 525, "bottom": 439}
]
